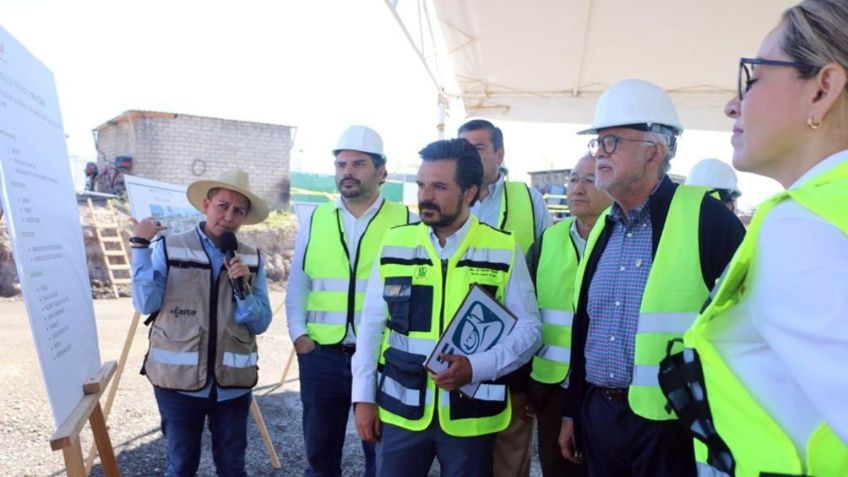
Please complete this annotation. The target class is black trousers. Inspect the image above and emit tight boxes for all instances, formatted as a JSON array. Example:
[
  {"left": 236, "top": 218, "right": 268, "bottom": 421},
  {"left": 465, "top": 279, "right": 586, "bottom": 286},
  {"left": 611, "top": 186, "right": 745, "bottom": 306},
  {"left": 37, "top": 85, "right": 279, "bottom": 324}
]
[{"left": 580, "top": 385, "right": 696, "bottom": 477}]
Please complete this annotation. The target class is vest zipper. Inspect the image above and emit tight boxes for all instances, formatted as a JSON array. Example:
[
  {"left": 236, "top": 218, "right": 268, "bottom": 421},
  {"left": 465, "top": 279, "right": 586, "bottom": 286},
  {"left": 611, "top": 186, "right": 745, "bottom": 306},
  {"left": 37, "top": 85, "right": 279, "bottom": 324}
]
[{"left": 439, "top": 259, "right": 448, "bottom": 333}]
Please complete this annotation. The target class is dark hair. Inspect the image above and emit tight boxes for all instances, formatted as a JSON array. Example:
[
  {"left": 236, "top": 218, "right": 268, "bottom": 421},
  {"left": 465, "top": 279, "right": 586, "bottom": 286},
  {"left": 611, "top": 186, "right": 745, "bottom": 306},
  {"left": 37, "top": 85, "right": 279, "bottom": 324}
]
[
  {"left": 418, "top": 138, "right": 483, "bottom": 204},
  {"left": 457, "top": 119, "right": 504, "bottom": 151}
]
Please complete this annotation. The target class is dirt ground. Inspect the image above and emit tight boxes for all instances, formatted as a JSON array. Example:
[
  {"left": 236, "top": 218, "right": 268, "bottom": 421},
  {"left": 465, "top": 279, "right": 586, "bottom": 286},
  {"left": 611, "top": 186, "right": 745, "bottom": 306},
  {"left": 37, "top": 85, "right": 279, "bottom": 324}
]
[
  {"left": 0, "top": 292, "right": 544, "bottom": 476},
  {"left": 0, "top": 291, "right": 347, "bottom": 476}
]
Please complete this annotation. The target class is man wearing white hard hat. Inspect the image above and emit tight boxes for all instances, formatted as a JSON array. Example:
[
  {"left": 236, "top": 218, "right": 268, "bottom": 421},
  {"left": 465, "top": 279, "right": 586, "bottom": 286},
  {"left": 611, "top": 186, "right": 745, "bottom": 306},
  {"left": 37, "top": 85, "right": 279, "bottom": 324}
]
[
  {"left": 287, "top": 125, "right": 414, "bottom": 477},
  {"left": 558, "top": 80, "right": 745, "bottom": 477},
  {"left": 685, "top": 158, "right": 742, "bottom": 213},
  {"left": 131, "top": 169, "right": 273, "bottom": 477}
]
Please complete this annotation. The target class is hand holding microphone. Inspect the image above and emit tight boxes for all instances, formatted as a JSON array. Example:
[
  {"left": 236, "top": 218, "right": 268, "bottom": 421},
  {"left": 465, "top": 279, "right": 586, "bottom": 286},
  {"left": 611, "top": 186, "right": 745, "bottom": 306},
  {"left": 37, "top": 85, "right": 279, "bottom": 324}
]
[{"left": 219, "top": 231, "right": 250, "bottom": 299}]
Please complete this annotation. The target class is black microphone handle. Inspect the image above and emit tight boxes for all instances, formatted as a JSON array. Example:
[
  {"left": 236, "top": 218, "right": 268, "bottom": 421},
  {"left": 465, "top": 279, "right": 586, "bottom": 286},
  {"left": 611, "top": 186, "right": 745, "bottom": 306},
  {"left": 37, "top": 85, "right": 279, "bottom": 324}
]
[{"left": 224, "top": 249, "right": 246, "bottom": 300}]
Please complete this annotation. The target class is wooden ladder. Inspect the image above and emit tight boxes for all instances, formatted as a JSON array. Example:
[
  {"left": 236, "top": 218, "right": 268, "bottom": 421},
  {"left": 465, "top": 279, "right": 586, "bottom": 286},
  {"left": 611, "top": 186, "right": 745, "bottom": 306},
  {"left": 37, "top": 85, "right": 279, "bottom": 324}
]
[{"left": 87, "top": 198, "right": 131, "bottom": 298}]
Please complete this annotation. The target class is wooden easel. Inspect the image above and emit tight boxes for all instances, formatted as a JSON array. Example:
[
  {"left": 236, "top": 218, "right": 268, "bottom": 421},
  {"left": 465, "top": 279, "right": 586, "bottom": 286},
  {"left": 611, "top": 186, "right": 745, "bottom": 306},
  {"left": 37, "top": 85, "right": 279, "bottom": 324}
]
[
  {"left": 84, "top": 310, "right": 282, "bottom": 472},
  {"left": 263, "top": 301, "right": 298, "bottom": 397},
  {"left": 50, "top": 361, "right": 120, "bottom": 477}
]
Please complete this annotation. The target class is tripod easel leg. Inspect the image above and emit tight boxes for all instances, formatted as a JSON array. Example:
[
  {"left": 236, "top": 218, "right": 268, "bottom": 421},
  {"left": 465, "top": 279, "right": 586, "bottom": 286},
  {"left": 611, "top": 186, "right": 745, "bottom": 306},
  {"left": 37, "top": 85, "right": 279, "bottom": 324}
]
[
  {"left": 63, "top": 437, "right": 87, "bottom": 477},
  {"left": 251, "top": 396, "right": 281, "bottom": 469},
  {"left": 85, "top": 311, "right": 141, "bottom": 473}
]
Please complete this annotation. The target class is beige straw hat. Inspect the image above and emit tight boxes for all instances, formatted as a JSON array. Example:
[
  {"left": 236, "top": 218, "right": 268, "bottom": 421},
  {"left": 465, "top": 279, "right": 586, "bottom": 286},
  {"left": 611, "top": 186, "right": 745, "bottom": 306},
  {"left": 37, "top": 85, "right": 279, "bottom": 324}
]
[{"left": 186, "top": 169, "right": 269, "bottom": 225}]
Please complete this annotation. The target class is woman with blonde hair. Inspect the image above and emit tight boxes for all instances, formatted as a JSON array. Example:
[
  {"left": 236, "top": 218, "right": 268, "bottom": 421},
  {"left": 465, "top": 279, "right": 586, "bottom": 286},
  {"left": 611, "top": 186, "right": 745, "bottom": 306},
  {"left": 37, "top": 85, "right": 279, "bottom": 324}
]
[{"left": 665, "top": 0, "right": 848, "bottom": 475}]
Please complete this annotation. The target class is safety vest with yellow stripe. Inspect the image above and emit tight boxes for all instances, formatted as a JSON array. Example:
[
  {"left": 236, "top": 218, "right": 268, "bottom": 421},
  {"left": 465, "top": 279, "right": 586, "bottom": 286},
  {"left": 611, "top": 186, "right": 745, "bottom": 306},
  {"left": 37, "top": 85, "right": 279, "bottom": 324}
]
[
  {"left": 574, "top": 185, "right": 708, "bottom": 420},
  {"left": 499, "top": 181, "right": 536, "bottom": 253},
  {"left": 530, "top": 217, "right": 579, "bottom": 384},
  {"left": 376, "top": 216, "right": 515, "bottom": 437},
  {"left": 685, "top": 161, "right": 848, "bottom": 477},
  {"left": 143, "top": 228, "right": 261, "bottom": 391},
  {"left": 304, "top": 200, "right": 409, "bottom": 345}
]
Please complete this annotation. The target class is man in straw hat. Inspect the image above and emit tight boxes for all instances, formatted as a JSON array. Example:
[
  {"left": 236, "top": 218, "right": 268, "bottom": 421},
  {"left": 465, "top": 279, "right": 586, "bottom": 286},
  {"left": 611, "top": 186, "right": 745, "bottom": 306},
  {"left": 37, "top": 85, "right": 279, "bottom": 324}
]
[{"left": 131, "top": 169, "right": 272, "bottom": 477}]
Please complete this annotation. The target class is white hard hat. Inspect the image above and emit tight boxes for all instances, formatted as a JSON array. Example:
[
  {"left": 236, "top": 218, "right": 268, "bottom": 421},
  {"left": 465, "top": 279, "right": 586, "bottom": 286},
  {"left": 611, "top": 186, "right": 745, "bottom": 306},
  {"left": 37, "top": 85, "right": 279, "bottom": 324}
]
[
  {"left": 333, "top": 125, "right": 385, "bottom": 161},
  {"left": 579, "top": 79, "right": 684, "bottom": 136},
  {"left": 685, "top": 158, "right": 741, "bottom": 196}
]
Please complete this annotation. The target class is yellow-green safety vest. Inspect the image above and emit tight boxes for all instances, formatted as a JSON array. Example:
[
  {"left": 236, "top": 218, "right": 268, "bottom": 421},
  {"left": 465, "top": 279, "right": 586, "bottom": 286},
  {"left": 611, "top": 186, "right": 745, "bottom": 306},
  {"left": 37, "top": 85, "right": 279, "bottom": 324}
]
[
  {"left": 304, "top": 200, "right": 409, "bottom": 344},
  {"left": 376, "top": 216, "right": 515, "bottom": 437},
  {"left": 574, "top": 185, "right": 708, "bottom": 420},
  {"left": 531, "top": 217, "right": 579, "bottom": 384},
  {"left": 499, "top": 181, "right": 536, "bottom": 253},
  {"left": 685, "top": 161, "right": 848, "bottom": 477}
]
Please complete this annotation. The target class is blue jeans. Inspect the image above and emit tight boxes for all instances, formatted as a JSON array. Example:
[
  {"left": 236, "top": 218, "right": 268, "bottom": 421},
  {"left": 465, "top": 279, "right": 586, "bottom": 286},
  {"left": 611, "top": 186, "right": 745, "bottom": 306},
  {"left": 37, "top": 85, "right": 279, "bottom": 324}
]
[
  {"left": 154, "top": 386, "right": 251, "bottom": 477},
  {"left": 377, "top": 420, "right": 496, "bottom": 477},
  {"left": 298, "top": 345, "right": 376, "bottom": 477}
]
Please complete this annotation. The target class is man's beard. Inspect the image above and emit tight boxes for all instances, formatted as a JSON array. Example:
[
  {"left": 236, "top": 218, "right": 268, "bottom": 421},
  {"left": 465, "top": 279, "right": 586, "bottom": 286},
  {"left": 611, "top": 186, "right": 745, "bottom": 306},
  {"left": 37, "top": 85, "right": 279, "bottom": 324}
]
[
  {"left": 338, "top": 178, "right": 364, "bottom": 199},
  {"left": 419, "top": 198, "right": 462, "bottom": 228}
]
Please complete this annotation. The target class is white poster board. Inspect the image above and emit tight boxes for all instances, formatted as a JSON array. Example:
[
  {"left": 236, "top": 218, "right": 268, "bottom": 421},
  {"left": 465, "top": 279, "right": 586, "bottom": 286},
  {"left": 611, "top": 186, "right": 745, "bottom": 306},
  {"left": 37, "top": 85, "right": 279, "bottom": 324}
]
[
  {"left": 424, "top": 285, "right": 517, "bottom": 398},
  {"left": 0, "top": 25, "right": 101, "bottom": 427},
  {"left": 124, "top": 174, "right": 202, "bottom": 235}
]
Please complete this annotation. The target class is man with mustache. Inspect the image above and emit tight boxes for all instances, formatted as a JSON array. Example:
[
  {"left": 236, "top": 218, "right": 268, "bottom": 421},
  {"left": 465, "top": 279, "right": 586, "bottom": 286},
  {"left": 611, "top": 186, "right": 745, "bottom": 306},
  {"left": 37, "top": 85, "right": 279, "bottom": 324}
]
[
  {"left": 287, "top": 125, "right": 414, "bottom": 477},
  {"left": 559, "top": 80, "right": 745, "bottom": 477},
  {"left": 352, "top": 138, "right": 541, "bottom": 476},
  {"left": 458, "top": 119, "right": 553, "bottom": 477}
]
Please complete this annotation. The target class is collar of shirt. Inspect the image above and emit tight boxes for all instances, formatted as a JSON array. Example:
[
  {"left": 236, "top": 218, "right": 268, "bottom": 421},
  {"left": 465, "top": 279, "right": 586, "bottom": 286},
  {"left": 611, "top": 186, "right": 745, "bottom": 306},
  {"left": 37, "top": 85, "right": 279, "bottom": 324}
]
[
  {"left": 196, "top": 222, "right": 225, "bottom": 281},
  {"left": 334, "top": 193, "right": 384, "bottom": 218},
  {"left": 428, "top": 213, "right": 474, "bottom": 259},
  {"left": 470, "top": 174, "right": 505, "bottom": 227},
  {"left": 482, "top": 173, "right": 505, "bottom": 203},
  {"left": 569, "top": 219, "right": 587, "bottom": 258},
  {"left": 790, "top": 148, "right": 848, "bottom": 189},
  {"left": 608, "top": 179, "right": 663, "bottom": 226}
]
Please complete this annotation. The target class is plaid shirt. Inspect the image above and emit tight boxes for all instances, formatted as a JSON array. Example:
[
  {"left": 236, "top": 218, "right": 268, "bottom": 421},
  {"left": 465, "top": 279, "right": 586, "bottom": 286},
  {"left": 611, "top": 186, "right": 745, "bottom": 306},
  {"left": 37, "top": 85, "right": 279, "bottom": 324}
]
[{"left": 585, "top": 198, "right": 654, "bottom": 388}]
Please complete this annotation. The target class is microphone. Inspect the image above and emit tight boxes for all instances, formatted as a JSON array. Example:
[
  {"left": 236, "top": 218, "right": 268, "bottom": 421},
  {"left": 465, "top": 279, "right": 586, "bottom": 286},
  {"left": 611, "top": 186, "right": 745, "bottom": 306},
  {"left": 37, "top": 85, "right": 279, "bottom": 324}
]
[{"left": 219, "top": 231, "right": 246, "bottom": 299}]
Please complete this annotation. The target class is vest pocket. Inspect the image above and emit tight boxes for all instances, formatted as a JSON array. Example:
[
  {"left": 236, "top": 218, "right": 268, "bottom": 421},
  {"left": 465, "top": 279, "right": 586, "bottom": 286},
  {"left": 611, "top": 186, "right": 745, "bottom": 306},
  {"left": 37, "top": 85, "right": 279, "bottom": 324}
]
[
  {"left": 222, "top": 327, "right": 258, "bottom": 369},
  {"left": 147, "top": 325, "right": 203, "bottom": 389},
  {"left": 384, "top": 277, "right": 412, "bottom": 334},
  {"left": 377, "top": 347, "right": 428, "bottom": 420},
  {"left": 384, "top": 277, "right": 433, "bottom": 334},
  {"left": 448, "top": 383, "right": 508, "bottom": 420}
]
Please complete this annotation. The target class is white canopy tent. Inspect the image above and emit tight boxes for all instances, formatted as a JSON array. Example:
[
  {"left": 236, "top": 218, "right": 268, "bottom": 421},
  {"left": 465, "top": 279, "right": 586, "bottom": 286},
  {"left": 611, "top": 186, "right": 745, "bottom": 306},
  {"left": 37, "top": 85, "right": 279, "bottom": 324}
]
[{"left": 385, "top": 0, "right": 796, "bottom": 132}]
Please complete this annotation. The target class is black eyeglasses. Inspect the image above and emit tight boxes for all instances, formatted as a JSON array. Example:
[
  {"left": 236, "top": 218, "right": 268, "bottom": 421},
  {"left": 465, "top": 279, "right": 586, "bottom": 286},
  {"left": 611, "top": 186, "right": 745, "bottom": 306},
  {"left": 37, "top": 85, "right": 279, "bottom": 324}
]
[
  {"left": 737, "top": 57, "right": 808, "bottom": 100},
  {"left": 588, "top": 134, "right": 658, "bottom": 157}
]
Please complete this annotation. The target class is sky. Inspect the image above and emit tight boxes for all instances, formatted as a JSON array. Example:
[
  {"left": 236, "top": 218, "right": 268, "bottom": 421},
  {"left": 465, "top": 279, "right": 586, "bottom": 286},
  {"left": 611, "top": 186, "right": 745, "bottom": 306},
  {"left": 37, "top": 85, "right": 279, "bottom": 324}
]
[{"left": 2, "top": 0, "right": 782, "bottom": 209}]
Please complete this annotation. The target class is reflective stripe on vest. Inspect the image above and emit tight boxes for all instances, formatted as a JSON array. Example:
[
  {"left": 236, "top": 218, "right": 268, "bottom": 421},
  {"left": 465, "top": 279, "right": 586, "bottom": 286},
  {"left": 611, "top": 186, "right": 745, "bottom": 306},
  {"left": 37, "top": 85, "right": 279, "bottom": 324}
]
[
  {"left": 376, "top": 217, "right": 515, "bottom": 437},
  {"left": 531, "top": 218, "right": 579, "bottom": 384},
  {"left": 380, "top": 370, "right": 436, "bottom": 407},
  {"left": 686, "top": 162, "right": 848, "bottom": 477},
  {"left": 500, "top": 181, "right": 537, "bottom": 253},
  {"left": 574, "top": 185, "right": 708, "bottom": 420},
  {"left": 304, "top": 200, "right": 409, "bottom": 344}
]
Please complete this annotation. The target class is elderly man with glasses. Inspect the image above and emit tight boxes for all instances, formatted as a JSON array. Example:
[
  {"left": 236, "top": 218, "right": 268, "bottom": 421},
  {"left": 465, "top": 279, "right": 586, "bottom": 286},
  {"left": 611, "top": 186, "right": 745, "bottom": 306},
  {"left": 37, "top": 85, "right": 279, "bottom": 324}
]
[{"left": 557, "top": 79, "right": 745, "bottom": 477}]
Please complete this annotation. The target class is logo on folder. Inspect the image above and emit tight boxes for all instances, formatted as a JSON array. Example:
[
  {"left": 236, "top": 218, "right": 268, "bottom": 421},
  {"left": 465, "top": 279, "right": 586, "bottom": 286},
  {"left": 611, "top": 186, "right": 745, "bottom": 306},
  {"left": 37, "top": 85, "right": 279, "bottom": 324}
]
[{"left": 451, "top": 301, "right": 505, "bottom": 354}]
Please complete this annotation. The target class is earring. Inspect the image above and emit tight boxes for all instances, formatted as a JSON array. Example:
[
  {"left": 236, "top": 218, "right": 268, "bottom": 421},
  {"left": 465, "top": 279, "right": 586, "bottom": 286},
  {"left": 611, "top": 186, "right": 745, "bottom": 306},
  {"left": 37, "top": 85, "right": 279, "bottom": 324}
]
[{"left": 807, "top": 117, "right": 822, "bottom": 129}]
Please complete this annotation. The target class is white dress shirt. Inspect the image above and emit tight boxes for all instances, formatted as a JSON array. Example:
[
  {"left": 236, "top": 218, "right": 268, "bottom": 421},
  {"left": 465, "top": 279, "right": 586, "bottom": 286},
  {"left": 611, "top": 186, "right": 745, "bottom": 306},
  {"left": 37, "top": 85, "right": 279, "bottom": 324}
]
[
  {"left": 569, "top": 218, "right": 588, "bottom": 259},
  {"left": 471, "top": 174, "right": 553, "bottom": 239},
  {"left": 706, "top": 150, "right": 848, "bottom": 456},
  {"left": 286, "top": 194, "right": 389, "bottom": 345},
  {"left": 351, "top": 214, "right": 542, "bottom": 404}
]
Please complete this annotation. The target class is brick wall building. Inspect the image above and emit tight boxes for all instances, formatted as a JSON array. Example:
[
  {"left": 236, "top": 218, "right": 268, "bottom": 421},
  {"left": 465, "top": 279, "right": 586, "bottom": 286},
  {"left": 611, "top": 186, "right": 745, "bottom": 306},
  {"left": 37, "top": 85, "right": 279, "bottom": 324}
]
[{"left": 93, "top": 110, "right": 294, "bottom": 208}]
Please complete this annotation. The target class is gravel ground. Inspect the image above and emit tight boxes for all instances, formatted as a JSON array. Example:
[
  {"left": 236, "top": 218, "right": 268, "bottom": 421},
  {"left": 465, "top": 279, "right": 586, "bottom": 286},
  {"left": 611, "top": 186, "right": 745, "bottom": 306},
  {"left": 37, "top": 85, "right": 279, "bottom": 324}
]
[{"left": 0, "top": 292, "right": 543, "bottom": 476}]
